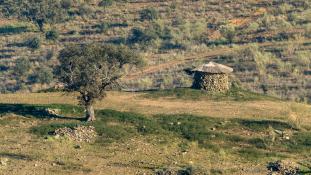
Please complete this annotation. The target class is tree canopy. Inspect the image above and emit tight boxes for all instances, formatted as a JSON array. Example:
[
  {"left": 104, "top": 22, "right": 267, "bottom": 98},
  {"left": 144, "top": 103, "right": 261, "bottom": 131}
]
[
  {"left": 55, "top": 43, "right": 144, "bottom": 121},
  {"left": 0, "top": 0, "right": 67, "bottom": 31}
]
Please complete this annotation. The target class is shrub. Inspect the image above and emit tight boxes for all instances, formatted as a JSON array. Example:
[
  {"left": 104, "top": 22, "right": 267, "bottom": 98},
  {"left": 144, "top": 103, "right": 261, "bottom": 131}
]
[
  {"left": 14, "top": 58, "right": 31, "bottom": 76},
  {"left": 61, "top": 0, "right": 72, "bottom": 9},
  {"left": 45, "top": 29, "right": 59, "bottom": 41},
  {"left": 127, "top": 24, "right": 172, "bottom": 46},
  {"left": 246, "top": 22, "right": 260, "bottom": 33},
  {"left": 98, "top": 0, "right": 113, "bottom": 7},
  {"left": 78, "top": 4, "right": 93, "bottom": 16},
  {"left": 97, "top": 22, "right": 109, "bottom": 33},
  {"left": 127, "top": 27, "right": 157, "bottom": 45},
  {"left": 24, "top": 37, "right": 41, "bottom": 49},
  {"left": 305, "top": 23, "right": 311, "bottom": 37},
  {"left": 0, "top": 25, "right": 28, "bottom": 35},
  {"left": 219, "top": 24, "right": 236, "bottom": 43},
  {"left": 139, "top": 8, "right": 158, "bottom": 21},
  {"left": 45, "top": 49, "right": 54, "bottom": 60},
  {"left": 33, "top": 67, "right": 54, "bottom": 84}
]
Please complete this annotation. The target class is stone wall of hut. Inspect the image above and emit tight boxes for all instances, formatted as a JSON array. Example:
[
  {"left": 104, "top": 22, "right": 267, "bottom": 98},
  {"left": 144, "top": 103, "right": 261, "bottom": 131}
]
[{"left": 193, "top": 72, "right": 230, "bottom": 92}]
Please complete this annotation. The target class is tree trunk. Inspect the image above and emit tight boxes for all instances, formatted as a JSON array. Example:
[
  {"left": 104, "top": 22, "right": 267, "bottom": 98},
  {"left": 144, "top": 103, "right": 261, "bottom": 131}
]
[{"left": 86, "top": 105, "right": 95, "bottom": 122}]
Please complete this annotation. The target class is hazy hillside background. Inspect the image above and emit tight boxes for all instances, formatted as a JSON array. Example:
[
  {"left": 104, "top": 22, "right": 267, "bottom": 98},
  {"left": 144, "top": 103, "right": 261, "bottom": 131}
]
[{"left": 0, "top": 0, "right": 310, "bottom": 103}]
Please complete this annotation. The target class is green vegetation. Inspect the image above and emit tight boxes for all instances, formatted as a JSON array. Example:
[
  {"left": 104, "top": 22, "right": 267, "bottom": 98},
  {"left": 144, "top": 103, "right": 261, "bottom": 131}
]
[
  {"left": 0, "top": 25, "right": 28, "bottom": 35},
  {"left": 24, "top": 36, "right": 41, "bottom": 49},
  {"left": 26, "top": 104, "right": 311, "bottom": 162},
  {"left": 0, "top": 0, "right": 309, "bottom": 104},
  {"left": 33, "top": 67, "right": 54, "bottom": 85},
  {"left": 45, "top": 29, "right": 59, "bottom": 41},
  {"left": 55, "top": 43, "right": 144, "bottom": 121},
  {"left": 1, "top": 0, "right": 68, "bottom": 31},
  {"left": 98, "top": 0, "right": 113, "bottom": 7},
  {"left": 139, "top": 8, "right": 159, "bottom": 21},
  {"left": 144, "top": 86, "right": 278, "bottom": 101},
  {"left": 14, "top": 58, "right": 31, "bottom": 77}
]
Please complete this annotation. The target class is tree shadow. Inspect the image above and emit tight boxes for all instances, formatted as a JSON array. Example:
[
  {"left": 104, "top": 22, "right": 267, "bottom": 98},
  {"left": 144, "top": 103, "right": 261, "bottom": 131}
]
[
  {"left": 0, "top": 103, "right": 84, "bottom": 121},
  {"left": 0, "top": 152, "right": 32, "bottom": 161}
]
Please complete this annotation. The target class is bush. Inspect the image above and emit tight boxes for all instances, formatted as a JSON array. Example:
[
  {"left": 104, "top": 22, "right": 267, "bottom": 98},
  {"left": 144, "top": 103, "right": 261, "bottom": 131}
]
[
  {"left": 33, "top": 67, "right": 54, "bottom": 84},
  {"left": 246, "top": 22, "right": 259, "bottom": 33},
  {"left": 127, "top": 24, "right": 172, "bottom": 46},
  {"left": 78, "top": 4, "right": 93, "bottom": 16},
  {"left": 61, "top": 0, "right": 72, "bottom": 9},
  {"left": 0, "top": 25, "right": 28, "bottom": 35},
  {"left": 45, "top": 29, "right": 59, "bottom": 41},
  {"left": 96, "top": 22, "right": 109, "bottom": 33},
  {"left": 127, "top": 27, "right": 157, "bottom": 45},
  {"left": 14, "top": 58, "right": 31, "bottom": 76},
  {"left": 24, "top": 37, "right": 41, "bottom": 49},
  {"left": 98, "top": 0, "right": 113, "bottom": 7},
  {"left": 219, "top": 24, "right": 236, "bottom": 43},
  {"left": 139, "top": 8, "right": 158, "bottom": 21}
]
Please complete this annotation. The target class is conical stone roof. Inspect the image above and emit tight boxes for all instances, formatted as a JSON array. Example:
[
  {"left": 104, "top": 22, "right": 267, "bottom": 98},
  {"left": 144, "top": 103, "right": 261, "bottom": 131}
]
[{"left": 193, "top": 62, "right": 233, "bottom": 74}]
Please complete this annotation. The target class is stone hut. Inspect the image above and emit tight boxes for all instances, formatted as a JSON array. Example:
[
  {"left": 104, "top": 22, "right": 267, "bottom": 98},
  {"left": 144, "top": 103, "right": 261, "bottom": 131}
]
[{"left": 192, "top": 62, "right": 233, "bottom": 92}]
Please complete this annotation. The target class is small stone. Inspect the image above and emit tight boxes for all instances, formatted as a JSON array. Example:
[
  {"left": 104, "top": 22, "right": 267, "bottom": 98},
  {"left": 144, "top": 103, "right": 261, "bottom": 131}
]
[
  {"left": 74, "top": 145, "right": 82, "bottom": 149},
  {"left": 0, "top": 158, "right": 8, "bottom": 166},
  {"left": 34, "top": 163, "right": 38, "bottom": 167},
  {"left": 211, "top": 127, "right": 216, "bottom": 131}
]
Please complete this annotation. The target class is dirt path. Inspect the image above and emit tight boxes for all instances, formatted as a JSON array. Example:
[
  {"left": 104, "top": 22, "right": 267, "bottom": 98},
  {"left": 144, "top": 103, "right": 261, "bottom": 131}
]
[{"left": 124, "top": 39, "right": 311, "bottom": 80}]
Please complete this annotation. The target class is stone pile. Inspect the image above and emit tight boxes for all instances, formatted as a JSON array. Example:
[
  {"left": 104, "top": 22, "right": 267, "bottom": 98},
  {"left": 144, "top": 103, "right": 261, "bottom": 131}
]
[
  {"left": 267, "top": 160, "right": 300, "bottom": 175},
  {"left": 199, "top": 73, "right": 230, "bottom": 92},
  {"left": 53, "top": 126, "right": 97, "bottom": 143}
]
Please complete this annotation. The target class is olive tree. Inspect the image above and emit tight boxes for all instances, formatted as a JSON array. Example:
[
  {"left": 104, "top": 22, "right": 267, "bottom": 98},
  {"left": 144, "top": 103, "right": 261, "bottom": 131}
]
[{"left": 55, "top": 44, "right": 143, "bottom": 121}]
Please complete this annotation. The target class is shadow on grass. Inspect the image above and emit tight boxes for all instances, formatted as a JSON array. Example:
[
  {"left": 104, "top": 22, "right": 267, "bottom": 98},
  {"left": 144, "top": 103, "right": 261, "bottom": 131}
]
[
  {"left": 0, "top": 103, "right": 84, "bottom": 121},
  {"left": 0, "top": 152, "right": 32, "bottom": 160}
]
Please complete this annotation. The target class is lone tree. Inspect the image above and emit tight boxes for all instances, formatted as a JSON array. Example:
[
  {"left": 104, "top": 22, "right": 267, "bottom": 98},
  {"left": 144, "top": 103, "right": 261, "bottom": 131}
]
[{"left": 55, "top": 44, "right": 143, "bottom": 121}]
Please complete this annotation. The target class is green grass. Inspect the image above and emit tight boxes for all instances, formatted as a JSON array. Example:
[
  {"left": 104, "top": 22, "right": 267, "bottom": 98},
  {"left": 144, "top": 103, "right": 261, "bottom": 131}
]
[
  {"left": 143, "top": 87, "right": 279, "bottom": 101},
  {"left": 0, "top": 25, "right": 28, "bottom": 35},
  {"left": 237, "top": 148, "right": 284, "bottom": 162},
  {"left": 26, "top": 104, "right": 311, "bottom": 162},
  {"left": 236, "top": 119, "right": 295, "bottom": 131}
]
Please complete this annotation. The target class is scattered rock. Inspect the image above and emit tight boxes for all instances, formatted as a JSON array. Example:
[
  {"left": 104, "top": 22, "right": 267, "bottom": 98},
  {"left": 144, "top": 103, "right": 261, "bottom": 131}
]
[
  {"left": 274, "top": 130, "right": 283, "bottom": 135},
  {"left": 155, "top": 168, "right": 173, "bottom": 175},
  {"left": 267, "top": 160, "right": 300, "bottom": 175},
  {"left": 0, "top": 158, "right": 8, "bottom": 166},
  {"left": 46, "top": 108, "right": 61, "bottom": 116},
  {"left": 53, "top": 126, "right": 97, "bottom": 143},
  {"left": 74, "top": 145, "right": 82, "bottom": 149}
]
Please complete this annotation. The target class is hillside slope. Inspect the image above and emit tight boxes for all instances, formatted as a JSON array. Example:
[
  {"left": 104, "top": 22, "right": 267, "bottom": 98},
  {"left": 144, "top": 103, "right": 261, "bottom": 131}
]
[
  {"left": 0, "top": 91, "right": 310, "bottom": 174},
  {"left": 0, "top": 0, "right": 310, "bottom": 102}
]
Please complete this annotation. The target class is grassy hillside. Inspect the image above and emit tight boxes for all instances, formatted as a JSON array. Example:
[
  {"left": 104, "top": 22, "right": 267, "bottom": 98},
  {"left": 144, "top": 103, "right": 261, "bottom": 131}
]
[
  {"left": 0, "top": 91, "right": 311, "bottom": 174},
  {"left": 0, "top": 0, "right": 310, "bottom": 103}
]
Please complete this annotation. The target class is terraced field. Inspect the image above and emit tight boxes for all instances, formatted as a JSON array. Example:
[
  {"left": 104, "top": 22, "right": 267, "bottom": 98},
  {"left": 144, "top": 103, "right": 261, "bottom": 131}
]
[{"left": 0, "top": 0, "right": 310, "bottom": 103}]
